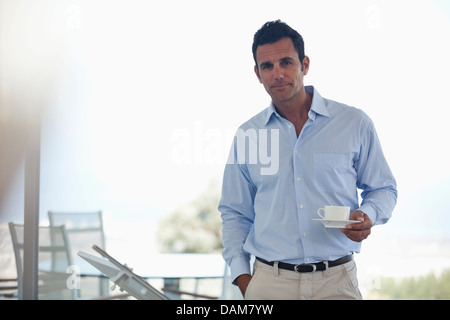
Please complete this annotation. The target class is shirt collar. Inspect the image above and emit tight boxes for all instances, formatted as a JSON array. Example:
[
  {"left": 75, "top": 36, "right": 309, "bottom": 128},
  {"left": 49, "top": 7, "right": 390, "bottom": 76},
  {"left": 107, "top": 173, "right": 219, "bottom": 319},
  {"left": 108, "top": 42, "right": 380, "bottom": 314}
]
[
  {"left": 263, "top": 85, "right": 330, "bottom": 126},
  {"left": 306, "top": 85, "right": 330, "bottom": 118}
]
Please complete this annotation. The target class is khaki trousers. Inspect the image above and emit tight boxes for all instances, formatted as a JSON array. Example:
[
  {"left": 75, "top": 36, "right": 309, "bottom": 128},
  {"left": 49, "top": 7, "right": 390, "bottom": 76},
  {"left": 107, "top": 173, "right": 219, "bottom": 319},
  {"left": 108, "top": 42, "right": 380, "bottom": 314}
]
[{"left": 244, "top": 258, "right": 363, "bottom": 300}]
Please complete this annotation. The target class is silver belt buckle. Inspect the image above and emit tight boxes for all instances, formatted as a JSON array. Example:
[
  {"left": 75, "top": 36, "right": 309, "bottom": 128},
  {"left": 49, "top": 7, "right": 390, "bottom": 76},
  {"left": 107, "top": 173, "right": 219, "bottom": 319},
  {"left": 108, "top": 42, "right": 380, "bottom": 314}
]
[{"left": 294, "top": 263, "right": 317, "bottom": 273}]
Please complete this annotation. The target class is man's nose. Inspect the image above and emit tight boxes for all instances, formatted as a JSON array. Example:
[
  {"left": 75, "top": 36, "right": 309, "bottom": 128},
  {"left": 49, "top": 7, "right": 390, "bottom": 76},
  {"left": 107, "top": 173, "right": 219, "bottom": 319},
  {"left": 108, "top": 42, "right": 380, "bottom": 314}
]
[{"left": 273, "top": 65, "right": 284, "bottom": 80}]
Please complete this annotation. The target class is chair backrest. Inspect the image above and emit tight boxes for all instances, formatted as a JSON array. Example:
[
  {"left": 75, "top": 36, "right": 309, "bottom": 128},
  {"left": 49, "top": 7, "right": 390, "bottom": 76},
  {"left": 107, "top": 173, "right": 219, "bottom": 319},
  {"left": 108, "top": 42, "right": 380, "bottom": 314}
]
[
  {"left": 47, "top": 210, "right": 108, "bottom": 297},
  {"left": 0, "top": 223, "right": 18, "bottom": 298},
  {"left": 8, "top": 222, "right": 77, "bottom": 300},
  {"left": 48, "top": 211, "right": 106, "bottom": 257}
]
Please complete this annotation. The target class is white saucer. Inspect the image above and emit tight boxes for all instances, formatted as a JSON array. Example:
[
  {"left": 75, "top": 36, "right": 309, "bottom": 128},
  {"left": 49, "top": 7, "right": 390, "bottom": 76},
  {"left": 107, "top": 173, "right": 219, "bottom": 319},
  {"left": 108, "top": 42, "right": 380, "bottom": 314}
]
[{"left": 312, "top": 219, "right": 362, "bottom": 228}]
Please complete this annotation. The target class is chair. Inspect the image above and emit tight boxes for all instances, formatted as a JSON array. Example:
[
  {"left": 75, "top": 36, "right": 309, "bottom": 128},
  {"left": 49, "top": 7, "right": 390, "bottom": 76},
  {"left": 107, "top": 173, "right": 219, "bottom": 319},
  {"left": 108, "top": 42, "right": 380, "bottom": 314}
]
[
  {"left": 0, "top": 278, "right": 18, "bottom": 299},
  {"left": 47, "top": 210, "right": 109, "bottom": 298},
  {"left": 8, "top": 222, "right": 78, "bottom": 300},
  {"left": 0, "top": 223, "right": 18, "bottom": 299}
]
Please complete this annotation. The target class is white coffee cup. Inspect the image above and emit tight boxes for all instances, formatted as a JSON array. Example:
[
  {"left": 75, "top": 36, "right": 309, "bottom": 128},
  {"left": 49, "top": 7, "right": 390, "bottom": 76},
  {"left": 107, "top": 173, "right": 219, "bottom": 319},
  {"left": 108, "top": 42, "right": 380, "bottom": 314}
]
[{"left": 317, "top": 205, "right": 350, "bottom": 221}]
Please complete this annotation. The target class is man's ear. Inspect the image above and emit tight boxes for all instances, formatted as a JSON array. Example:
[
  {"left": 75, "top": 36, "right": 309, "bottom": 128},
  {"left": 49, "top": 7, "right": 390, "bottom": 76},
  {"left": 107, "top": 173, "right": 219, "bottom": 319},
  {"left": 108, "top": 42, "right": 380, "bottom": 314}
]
[
  {"left": 254, "top": 65, "right": 262, "bottom": 83},
  {"left": 302, "top": 56, "right": 310, "bottom": 75}
]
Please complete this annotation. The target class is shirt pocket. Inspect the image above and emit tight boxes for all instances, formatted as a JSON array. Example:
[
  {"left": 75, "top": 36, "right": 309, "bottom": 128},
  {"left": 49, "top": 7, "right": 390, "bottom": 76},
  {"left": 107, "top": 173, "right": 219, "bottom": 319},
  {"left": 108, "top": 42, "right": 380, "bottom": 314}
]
[{"left": 313, "top": 153, "right": 353, "bottom": 192}]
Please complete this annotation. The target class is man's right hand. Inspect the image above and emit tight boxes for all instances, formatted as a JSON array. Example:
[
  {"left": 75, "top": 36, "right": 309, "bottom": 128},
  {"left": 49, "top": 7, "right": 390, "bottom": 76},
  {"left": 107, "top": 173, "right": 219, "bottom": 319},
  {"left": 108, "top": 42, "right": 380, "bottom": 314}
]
[{"left": 235, "top": 274, "right": 252, "bottom": 297}]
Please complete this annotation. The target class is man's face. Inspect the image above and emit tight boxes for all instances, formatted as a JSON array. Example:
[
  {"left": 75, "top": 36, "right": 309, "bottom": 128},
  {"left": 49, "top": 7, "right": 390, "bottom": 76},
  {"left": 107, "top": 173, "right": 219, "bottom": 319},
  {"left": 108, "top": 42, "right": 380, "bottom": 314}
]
[{"left": 254, "top": 37, "right": 309, "bottom": 105}]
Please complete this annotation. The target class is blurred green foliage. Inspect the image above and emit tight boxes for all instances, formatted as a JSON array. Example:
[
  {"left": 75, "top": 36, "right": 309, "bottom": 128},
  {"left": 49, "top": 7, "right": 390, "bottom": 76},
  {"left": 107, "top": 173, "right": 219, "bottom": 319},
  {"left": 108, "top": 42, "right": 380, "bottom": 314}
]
[
  {"left": 156, "top": 179, "right": 223, "bottom": 253},
  {"left": 369, "top": 268, "right": 450, "bottom": 299}
]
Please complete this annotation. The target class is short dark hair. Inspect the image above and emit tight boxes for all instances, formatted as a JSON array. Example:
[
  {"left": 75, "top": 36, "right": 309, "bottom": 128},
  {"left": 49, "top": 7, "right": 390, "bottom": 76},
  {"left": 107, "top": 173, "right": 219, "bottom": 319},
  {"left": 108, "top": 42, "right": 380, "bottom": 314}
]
[{"left": 252, "top": 20, "right": 305, "bottom": 69}]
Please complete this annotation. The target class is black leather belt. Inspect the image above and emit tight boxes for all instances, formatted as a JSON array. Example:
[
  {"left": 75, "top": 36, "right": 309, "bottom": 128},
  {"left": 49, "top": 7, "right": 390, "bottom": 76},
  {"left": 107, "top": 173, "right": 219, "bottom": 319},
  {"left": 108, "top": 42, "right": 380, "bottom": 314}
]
[{"left": 256, "top": 254, "right": 353, "bottom": 273}]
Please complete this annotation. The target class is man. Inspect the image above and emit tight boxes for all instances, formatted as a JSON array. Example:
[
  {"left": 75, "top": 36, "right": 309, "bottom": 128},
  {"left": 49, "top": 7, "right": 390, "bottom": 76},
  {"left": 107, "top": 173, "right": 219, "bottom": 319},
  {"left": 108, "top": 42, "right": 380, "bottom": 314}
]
[{"left": 218, "top": 20, "right": 397, "bottom": 300}]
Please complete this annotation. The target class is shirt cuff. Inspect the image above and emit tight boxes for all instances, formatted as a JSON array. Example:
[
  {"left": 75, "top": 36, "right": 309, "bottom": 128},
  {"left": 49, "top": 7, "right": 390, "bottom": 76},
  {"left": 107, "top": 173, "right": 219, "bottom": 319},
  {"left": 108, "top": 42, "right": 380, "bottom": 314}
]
[
  {"left": 358, "top": 204, "right": 377, "bottom": 225},
  {"left": 229, "top": 254, "right": 252, "bottom": 286}
]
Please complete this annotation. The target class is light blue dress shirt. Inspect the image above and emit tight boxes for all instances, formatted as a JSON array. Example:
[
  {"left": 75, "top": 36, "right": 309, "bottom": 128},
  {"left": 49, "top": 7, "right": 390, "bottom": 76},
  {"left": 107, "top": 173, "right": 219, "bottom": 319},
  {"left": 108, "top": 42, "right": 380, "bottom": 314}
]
[{"left": 218, "top": 85, "right": 397, "bottom": 283}]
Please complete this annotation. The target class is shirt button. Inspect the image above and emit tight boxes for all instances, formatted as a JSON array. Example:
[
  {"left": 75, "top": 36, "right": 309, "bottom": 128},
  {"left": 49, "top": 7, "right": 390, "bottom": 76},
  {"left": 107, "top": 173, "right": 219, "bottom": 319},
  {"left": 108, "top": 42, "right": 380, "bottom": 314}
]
[
  {"left": 294, "top": 150, "right": 298, "bottom": 154},
  {"left": 302, "top": 232, "right": 307, "bottom": 237},
  {"left": 299, "top": 204, "right": 304, "bottom": 209},
  {"left": 296, "top": 177, "right": 301, "bottom": 182},
  {"left": 306, "top": 258, "right": 310, "bottom": 262},
  {"left": 288, "top": 124, "right": 292, "bottom": 128}
]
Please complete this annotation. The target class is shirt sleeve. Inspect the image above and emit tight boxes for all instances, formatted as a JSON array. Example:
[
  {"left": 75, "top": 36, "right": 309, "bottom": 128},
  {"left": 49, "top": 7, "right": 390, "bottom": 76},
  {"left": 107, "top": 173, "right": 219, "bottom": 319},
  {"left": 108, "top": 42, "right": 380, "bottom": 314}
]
[
  {"left": 218, "top": 135, "right": 256, "bottom": 284},
  {"left": 355, "top": 114, "right": 398, "bottom": 225}
]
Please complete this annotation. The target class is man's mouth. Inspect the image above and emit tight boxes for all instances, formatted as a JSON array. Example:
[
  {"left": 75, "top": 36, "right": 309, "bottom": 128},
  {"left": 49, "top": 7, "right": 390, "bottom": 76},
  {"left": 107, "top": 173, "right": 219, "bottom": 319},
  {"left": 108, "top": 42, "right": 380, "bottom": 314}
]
[{"left": 271, "top": 83, "right": 290, "bottom": 89}]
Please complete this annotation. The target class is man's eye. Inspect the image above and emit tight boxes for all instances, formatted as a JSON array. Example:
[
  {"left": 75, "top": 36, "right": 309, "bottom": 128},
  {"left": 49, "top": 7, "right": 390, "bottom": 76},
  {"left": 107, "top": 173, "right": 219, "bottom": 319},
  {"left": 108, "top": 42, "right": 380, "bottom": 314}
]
[
  {"left": 262, "top": 64, "right": 272, "bottom": 70},
  {"left": 281, "top": 60, "right": 292, "bottom": 66}
]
